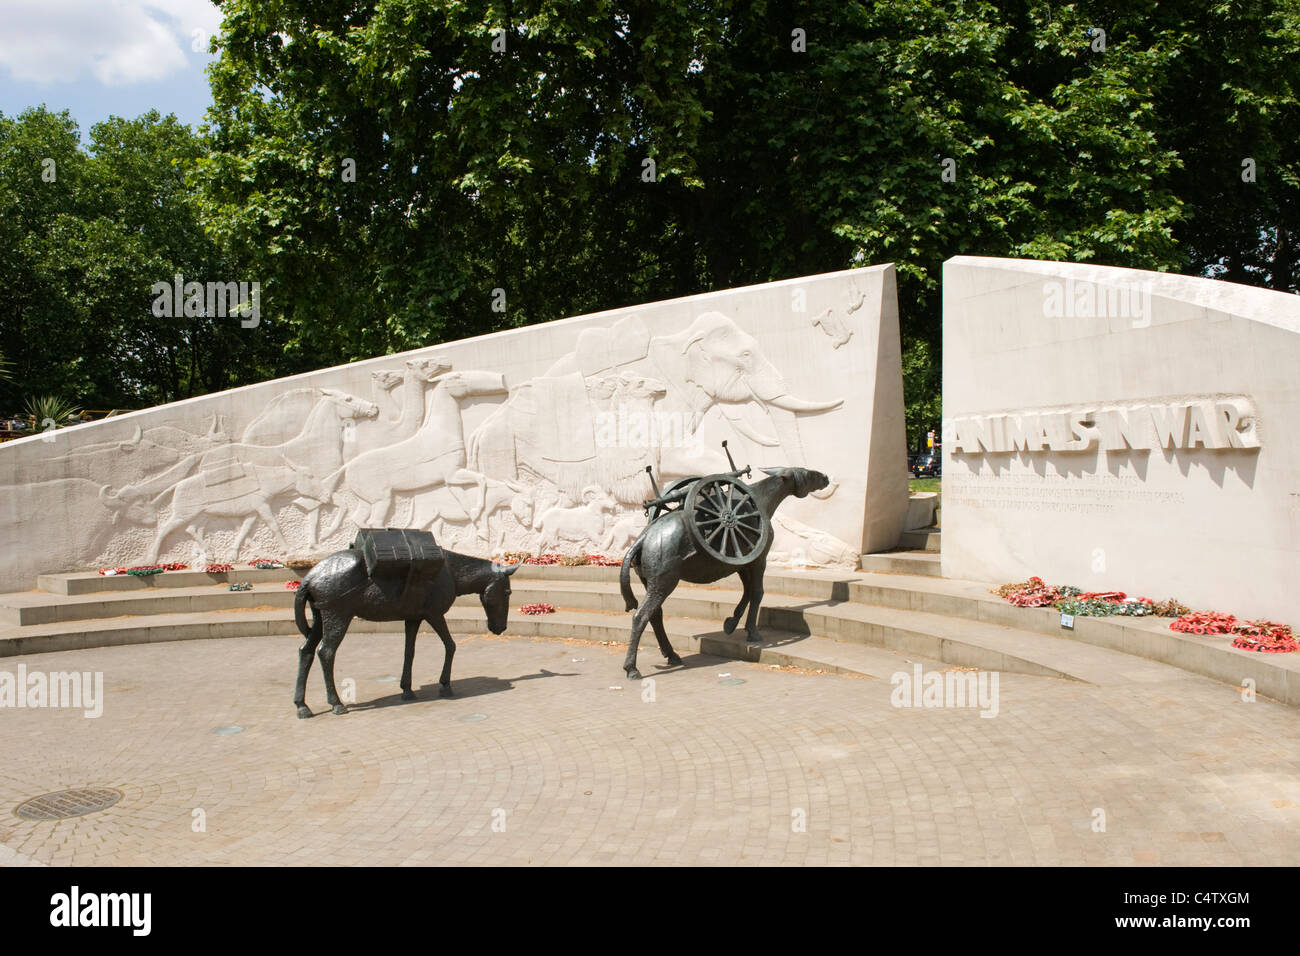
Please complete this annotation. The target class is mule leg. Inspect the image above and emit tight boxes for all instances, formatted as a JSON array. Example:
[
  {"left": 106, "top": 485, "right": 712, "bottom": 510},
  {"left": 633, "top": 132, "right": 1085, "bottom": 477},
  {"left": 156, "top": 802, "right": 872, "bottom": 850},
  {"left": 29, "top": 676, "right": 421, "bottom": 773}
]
[
  {"left": 317, "top": 613, "right": 353, "bottom": 714},
  {"left": 401, "top": 619, "right": 420, "bottom": 701},
  {"left": 625, "top": 575, "right": 675, "bottom": 680},
  {"left": 427, "top": 614, "right": 457, "bottom": 697},
  {"left": 650, "top": 607, "right": 683, "bottom": 666},
  {"left": 293, "top": 612, "right": 324, "bottom": 719},
  {"left": 741, "top": 563, "right": 766, "bottom": 643},
  {"left": 723, "top": 592, "right": 749, "bottom": 635}
]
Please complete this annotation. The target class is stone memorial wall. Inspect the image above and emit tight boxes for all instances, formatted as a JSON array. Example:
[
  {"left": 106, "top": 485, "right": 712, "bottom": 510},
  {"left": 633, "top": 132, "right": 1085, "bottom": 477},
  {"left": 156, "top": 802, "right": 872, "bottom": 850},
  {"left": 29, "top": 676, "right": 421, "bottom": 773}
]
[
  {"left": 0, "top": 266, "right": 908, "bottom": 590},
  {"left": 942, "top": 256, "right": 1300, "bottom": 620}
]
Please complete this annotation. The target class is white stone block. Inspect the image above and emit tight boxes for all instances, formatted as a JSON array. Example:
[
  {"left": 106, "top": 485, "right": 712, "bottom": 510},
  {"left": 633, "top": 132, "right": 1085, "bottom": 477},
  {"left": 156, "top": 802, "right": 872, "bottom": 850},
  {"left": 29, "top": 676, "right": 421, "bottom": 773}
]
[
  {"left": 0, "top": 266, "right": 908, "bottom": 587},
  {"left": 942, "top": 255, "right": 1300, "bottom": 621}
]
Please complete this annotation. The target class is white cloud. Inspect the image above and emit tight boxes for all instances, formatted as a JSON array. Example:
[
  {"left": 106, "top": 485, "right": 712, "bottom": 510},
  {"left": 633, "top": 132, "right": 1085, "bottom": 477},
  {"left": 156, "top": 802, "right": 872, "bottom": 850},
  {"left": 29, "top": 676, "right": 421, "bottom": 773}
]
[{"left": 0, "top": 0, "right": 224, "bottom": 86}]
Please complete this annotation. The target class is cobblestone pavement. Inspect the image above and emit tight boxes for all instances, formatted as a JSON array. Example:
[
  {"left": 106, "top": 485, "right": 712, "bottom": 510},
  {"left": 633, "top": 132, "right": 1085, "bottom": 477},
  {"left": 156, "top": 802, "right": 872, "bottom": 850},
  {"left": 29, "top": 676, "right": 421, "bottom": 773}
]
[{"left": 1, "top": 631, "right": 1298, "bottom": 866}]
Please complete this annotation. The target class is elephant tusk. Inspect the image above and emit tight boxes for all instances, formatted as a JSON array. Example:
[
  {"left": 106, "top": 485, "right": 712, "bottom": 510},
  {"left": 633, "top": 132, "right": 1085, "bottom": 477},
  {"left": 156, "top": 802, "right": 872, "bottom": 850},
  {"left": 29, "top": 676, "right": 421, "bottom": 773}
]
[{"left": 760, "top": 391, "right": 844, "bottom": 414}]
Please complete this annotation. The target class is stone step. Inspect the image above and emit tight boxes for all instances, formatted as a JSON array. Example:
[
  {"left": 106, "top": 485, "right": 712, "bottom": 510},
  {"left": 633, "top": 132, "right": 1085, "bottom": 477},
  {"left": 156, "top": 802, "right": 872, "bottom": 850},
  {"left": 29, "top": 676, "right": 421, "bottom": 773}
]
[
  {"left": 0, "top": 602, "right": 942, "bottom": 681},
  {"left": 0, "top": 575, "right": 1130, "bottom": 686},
  {"left": 11, "top": 564, "right": 1300, "bottom": 705},
  {"left": 518, "top": 581, "right": 1084, "bottom": 681},
  {"left": 898, "top": 528, "right": 941, "bottom": 551},
  {"left": 36, "top": 567, "right": 305, "bottom": 595},
  {"left": 858, "top": 551, "right": 942, "bottom": 576},
  {"left": 0, "top": 582, "right": 298, "bottom": 625}
]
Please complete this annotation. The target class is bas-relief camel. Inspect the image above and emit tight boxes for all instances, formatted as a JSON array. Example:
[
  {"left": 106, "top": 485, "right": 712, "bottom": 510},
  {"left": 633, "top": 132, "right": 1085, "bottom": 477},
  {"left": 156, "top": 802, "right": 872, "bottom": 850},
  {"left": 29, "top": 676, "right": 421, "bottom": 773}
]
[
  {"left": 326, "top": 370, "right": 509, "bottom": 530},
  {"left": 356, "top": 358, "right": 450, "bottom": 454},
  {"left": 619, "top": 466, "right": 831, "bottom": 679}
]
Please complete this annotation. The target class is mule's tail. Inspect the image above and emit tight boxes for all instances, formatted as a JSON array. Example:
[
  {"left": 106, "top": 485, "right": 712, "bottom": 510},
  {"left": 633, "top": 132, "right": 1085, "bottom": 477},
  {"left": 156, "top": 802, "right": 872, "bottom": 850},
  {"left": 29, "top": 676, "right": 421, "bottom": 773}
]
[
  {"left": 294, "top": 580, "right": 313, "bottom": 638},
  {"left": 620, "top": 537, "right": 643, "bottom": 612}
]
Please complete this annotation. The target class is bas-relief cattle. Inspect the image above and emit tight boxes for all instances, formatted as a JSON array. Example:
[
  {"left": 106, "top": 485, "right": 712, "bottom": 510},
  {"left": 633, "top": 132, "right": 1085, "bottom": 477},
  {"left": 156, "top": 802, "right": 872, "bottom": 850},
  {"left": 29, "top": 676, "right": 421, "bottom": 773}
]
[{"left": 0, "top": 266, "right": 908, "bottom": 587}]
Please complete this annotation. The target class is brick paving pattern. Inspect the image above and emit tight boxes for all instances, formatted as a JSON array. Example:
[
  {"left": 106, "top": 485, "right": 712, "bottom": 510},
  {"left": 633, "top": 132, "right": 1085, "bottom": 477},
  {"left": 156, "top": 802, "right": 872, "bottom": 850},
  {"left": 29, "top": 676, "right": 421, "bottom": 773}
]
[{"left": 1, "top": 630, "right": 1297, "bottom": 865}]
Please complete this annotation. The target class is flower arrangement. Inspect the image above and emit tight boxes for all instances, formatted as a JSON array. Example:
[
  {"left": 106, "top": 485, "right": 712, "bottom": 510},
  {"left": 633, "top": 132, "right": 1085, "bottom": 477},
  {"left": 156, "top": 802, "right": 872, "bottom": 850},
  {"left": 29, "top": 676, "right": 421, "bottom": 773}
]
[
  {"left": 228, "top": 582, "right": 253, "bottom": 592},
  {"left": 500, "top": 552, "right": 623, "bottom": 567},
  {"left": 284, "top": 580, "right": 301, "bottom": 590},
  {"left": 100, "top": 563, "right": 186, "bottom": 576},
  {"left": 520, "top": 602, "right": 555, "bottom": 615},
  {"left": 250, "top": 558, "right": 285, "bottom": 569},
  {"left": 1169, "top": 611, "right": 1237, "bottom": 635},
  {"left": 1168, "top": 614, "right": 1296, "bottom": 652},
  {"left": 993, "top": 577, "right": 1081, "bottom": 607},
  {"left": 994, "top": 578, "right": 1190, "bottom": 620},
  {"left": 202, "top": 563, "right": 233, "bottom": 574},
  {"left": 126, "top": 566, "right": 164, "bottom": 577}
]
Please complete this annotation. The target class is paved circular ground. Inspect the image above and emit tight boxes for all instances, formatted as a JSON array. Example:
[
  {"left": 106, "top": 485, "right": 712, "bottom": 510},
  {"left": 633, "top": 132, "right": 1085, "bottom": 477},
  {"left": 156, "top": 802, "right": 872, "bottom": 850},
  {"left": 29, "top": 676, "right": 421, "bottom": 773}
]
[{"left": 1, "top": 631, "right": 1298, "bottom": 865}]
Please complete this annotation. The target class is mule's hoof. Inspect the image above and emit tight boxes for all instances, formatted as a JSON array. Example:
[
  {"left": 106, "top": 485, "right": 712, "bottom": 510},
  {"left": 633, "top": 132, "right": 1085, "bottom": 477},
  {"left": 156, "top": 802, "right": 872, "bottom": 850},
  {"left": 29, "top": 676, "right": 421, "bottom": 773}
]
[
  {"left": 746, "top": 631, "right": 763, "bottom": 644},
  {"left": 401, "top": 689, "right": 417, "bottom": 701},
  {"left": 332, "top": 703, "right": 349, "bottom": 715},
  {"left": 665, "top": 654, "right": 684, "bottom": 666},
  {"left": 723, "top": 617, "right": 738, "bottom": 635},
  {"left": 296, "top": 705, "right": 313, "bottom": 720},
  {"left": 626, "top": 668, "right": 643, "bottom": 681},
  {"left": 440, "top": 684, "right": 454, "bottom": 698}
]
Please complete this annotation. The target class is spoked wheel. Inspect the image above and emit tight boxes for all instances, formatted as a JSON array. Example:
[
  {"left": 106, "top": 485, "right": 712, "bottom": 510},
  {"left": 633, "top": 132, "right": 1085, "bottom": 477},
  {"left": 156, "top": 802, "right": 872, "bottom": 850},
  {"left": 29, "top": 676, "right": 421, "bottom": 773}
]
[{"left": 684, "top": 475, "right": 771, "bottom": 566}]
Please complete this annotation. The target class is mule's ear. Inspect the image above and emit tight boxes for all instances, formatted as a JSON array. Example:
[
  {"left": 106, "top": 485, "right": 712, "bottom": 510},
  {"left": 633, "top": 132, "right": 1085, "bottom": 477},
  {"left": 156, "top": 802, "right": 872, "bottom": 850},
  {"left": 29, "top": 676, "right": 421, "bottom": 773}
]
[
  {"left": 505, "top": 560, "right": 523, "bottom": 576},
  {"left": 761, "top": 467, "right": 783, "bottom": 478}
]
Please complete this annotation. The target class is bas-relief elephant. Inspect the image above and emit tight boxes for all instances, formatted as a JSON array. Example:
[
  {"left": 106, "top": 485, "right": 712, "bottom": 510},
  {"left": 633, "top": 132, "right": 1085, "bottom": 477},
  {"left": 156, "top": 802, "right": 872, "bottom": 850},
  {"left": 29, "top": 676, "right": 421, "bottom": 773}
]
[
  {"left": 647, "top": 311, "right": 843, "bottom": 476},
  {"left": 467, "top": 311, "right": 843, "bottom": 502}
]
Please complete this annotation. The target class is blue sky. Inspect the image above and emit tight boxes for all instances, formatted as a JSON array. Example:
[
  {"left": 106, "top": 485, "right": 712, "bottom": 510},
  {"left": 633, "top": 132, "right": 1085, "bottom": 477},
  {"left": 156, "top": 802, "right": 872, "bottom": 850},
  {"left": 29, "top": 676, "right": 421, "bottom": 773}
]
[{"left": 0, "top": 1, "right": 223, "bottom": 139}]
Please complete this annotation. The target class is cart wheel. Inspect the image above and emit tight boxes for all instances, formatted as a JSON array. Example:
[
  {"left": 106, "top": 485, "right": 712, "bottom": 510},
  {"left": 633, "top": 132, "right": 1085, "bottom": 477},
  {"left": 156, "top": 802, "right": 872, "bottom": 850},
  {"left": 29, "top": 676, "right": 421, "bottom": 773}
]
[{"left": 685, "top": 475, "right": 771, "bottom": 566}]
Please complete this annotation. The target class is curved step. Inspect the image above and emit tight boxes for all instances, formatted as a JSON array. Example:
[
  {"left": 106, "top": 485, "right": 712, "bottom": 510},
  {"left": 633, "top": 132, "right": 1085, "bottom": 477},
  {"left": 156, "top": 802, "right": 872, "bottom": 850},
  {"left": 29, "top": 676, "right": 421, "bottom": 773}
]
[
  {"left": 0, "top": 603, "right": 943, "bottom": 681},
  {"left": 8, "top": 564, "right": 1299, "bottom": 706}
]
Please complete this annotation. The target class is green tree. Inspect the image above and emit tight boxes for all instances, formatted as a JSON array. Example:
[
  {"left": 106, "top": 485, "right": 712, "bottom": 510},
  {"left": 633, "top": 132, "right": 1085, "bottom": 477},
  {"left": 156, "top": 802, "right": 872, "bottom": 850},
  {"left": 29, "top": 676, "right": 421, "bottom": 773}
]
[{"left": 0, "top": 107, "right": 291, "bottom": 409}]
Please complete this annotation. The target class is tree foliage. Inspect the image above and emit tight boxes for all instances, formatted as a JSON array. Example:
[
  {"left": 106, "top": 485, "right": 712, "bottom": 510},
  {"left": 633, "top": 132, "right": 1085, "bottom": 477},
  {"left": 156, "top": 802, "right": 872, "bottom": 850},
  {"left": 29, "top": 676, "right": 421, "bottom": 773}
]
[
  {"left": 4, "top": 2, "right": 1300, "bottom": 442},
  {"left": 0, "top": 107, "right": 288, "bottom": 409}
]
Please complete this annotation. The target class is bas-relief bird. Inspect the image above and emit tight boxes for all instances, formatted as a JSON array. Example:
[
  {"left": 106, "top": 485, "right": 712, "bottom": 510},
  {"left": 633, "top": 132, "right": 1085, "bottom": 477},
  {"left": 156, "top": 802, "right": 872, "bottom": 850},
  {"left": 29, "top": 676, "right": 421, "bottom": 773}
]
[{"left": 811, "top": 308, "right": 854, "bottom": 349}]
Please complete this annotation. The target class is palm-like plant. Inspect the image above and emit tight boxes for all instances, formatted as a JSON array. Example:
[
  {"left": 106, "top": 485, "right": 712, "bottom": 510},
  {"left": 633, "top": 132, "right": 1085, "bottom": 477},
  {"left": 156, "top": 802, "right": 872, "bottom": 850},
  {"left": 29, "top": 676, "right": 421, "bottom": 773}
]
[{"left": 24, "top": 395, "right": 82, "bottom": 431}]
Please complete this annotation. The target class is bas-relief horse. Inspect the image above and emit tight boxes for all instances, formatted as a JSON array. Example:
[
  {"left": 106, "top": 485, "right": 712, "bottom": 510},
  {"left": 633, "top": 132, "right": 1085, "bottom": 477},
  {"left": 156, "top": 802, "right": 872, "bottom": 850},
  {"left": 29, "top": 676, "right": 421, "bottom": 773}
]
[
  {"left": 618, "top": 466, "right": 830, "bottom": 679},
  {"left": 293, "top": 548, "right": 522, "bottom": 718},
  {"left": 99, "top": 389, "right": 380, "bottom": 558}
]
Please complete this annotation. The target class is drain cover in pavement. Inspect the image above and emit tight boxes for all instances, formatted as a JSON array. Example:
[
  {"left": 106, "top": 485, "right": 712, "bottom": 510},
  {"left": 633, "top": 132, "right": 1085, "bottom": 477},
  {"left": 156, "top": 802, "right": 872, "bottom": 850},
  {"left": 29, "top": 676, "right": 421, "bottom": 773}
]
[
  {"left": 719, "top": 678, "right": 746, "bottom": 686},
  {"left": 15, "top": 787, "right": 122, "bottom": 820}
]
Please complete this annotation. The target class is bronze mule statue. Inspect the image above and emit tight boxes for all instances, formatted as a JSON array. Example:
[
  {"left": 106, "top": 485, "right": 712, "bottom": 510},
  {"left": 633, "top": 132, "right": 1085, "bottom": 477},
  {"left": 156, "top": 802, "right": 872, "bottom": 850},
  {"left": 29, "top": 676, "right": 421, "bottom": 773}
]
[
  {"left": 619, "top": 453, "right": 830, "bottom": 680},
  {"left": 293, "top": 546, "right": 521, "bottom": 718}
]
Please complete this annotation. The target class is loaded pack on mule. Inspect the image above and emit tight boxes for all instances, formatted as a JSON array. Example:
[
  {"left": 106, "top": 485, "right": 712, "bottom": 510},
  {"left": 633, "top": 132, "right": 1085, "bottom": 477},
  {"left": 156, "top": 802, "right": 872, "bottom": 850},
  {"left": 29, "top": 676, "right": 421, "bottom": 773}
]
[
  {"left": 293, "top": 527, "right": 520, "bottom": 718},
  {"left": 620, "top": 441, "right": 831, "bottom": 679}
]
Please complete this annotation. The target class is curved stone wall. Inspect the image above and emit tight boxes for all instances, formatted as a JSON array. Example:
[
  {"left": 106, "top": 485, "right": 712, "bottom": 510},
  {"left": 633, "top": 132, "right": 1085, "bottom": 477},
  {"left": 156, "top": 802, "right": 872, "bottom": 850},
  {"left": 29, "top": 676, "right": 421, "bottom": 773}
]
[
  {"left": 942, "top": 256, "right": 1300, "bottom": 621},
  {"left": 0, "top": 266, "right": 907, "bottom": 589}
]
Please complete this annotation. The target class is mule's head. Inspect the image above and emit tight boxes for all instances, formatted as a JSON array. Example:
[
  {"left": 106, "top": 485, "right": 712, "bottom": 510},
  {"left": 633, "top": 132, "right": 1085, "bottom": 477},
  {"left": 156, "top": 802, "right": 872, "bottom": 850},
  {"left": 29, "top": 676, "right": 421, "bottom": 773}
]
[
  {"left": 761, "top": 467, "right": 831, "bottom": 498},
  {"left": 480, "top": 560, "right": 522, "bottom": 634}
]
